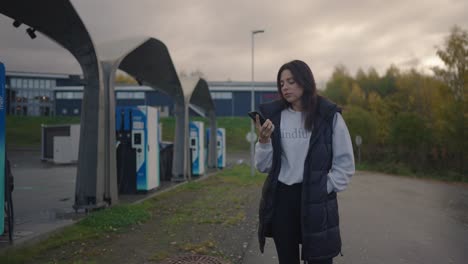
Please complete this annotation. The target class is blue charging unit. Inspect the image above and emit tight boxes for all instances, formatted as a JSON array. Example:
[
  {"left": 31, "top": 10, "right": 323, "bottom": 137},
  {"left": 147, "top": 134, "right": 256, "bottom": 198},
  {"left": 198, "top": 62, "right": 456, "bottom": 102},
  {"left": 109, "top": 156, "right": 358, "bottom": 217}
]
[
  {"left": 0, "top": 63, "right": 5, "bottom": 234},
  {"left": 189, "top": 121, "right": 205, "bottom": 176},
  {"left": 216, "top": 128, "right": 226, "bottom": 169},
  {"left": 116, "top": 105, "right": 160, "bottom": 192},
  {"left": 206, "top": 128, "right": 226, "bottom": 169}
]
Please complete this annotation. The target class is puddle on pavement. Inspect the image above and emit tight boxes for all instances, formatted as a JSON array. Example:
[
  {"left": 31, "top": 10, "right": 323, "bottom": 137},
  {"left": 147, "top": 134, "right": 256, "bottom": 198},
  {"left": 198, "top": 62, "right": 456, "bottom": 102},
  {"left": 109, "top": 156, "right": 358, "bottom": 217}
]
[{"left": 14, "top": 230, "right": 34, "bottom": 238}]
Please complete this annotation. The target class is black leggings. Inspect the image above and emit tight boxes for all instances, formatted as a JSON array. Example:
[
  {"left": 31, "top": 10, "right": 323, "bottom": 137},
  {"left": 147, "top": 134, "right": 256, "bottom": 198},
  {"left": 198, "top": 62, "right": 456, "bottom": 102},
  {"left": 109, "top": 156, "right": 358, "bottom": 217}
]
[{"left": 272, "top": 181, "right": 333, "bottom": 264}]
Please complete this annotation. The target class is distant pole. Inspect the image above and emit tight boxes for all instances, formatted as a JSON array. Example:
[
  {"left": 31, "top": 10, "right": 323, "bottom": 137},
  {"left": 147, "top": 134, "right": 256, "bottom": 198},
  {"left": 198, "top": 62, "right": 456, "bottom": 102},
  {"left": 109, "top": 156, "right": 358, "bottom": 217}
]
[
  {"left": 250, "top": 29, "right": 265, "bottom": 177},
  {"left": 358, "top": 147, "right": 361, "bottom": 164},
  {"left": 355, "top": 135, "right": 362, "bottom": 164}
]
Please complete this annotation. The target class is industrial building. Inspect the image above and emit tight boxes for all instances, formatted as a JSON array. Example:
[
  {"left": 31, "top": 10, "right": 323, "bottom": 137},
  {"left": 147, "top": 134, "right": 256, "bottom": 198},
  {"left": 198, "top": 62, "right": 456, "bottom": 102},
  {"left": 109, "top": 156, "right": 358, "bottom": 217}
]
[
  {"left": 5, "top": 71, "right": 82, "bottom": 116},
  {"left": 5, "top": 71, "right": 280, "bottom": 117}
]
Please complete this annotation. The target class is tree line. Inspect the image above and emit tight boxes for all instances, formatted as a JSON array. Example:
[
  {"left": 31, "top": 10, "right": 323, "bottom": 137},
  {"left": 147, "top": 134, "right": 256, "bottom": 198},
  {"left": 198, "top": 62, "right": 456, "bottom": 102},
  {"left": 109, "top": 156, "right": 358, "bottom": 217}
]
[{"left": 322, "top": 25, "right": 467, "bottom": 179}]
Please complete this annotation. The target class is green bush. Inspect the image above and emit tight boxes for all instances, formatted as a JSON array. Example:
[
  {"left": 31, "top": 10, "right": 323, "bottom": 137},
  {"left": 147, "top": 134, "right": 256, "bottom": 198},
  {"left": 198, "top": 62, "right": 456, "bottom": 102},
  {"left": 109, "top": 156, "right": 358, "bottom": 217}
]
[
  {"left": 389, "top": 112, "right": 432, "bottom": 168},
  {"left": 342, "top": 105, "right": 379, "bottom": 160}
]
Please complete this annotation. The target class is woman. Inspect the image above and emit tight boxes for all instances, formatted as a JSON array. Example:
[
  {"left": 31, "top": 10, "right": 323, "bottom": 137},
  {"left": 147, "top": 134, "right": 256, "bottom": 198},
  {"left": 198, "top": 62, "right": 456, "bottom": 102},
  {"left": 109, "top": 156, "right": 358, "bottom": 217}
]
[{"left": 254, "top": 60, "right": 354, "bottom": 264}]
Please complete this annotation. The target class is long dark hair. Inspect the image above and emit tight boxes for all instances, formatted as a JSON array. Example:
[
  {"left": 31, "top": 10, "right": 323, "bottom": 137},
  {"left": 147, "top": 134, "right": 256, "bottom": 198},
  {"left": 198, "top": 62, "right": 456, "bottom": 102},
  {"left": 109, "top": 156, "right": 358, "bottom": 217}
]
[{"left": 276, "top": 60, "right": 318, "bottom": 131}]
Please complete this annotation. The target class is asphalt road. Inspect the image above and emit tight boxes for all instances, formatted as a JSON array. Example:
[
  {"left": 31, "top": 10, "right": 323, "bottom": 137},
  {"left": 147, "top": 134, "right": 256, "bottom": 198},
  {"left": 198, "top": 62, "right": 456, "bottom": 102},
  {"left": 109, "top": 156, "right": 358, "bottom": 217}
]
[
  {"left": 243, "top": 171, "right": 468, "bottom": 264},
  {"left": 1, "top": 150, "right": 77, "bottom": 246}
]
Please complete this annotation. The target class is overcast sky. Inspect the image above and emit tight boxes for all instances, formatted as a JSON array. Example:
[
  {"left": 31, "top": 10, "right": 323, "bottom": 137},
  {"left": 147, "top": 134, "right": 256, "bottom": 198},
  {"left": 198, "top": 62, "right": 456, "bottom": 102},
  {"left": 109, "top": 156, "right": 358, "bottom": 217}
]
[{"left": 1, "top": 0, "right": 467, "bottom": 85}]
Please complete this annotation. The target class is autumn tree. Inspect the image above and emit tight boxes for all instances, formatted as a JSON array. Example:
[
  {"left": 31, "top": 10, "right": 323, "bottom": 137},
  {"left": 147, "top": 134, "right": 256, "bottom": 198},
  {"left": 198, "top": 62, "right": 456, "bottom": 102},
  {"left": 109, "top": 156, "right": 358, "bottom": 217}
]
[
  {"left": 179, "top": 69, "right": 206, "bottom": 79},
  {"left": 115, "top": 72, "right": 137, "bottom": 84},
  {"left": 355, "top": 67, "right": 380, "bottom": 97},
  {"left": 432, "top": 25, "right": 468, "bottom": 174},
  {"left": 347, "top": 83, "right": 366, "bottom": 107},
  {"left": 321, "top": 25, "right": 467, "bottom": 178},
  {"left": 379, "top": 65, "right": 399, "bottom": 97},
  {"left": 367, "top": 91, "right": 391, "bottom": 146},
  {"left": 323, "top": 65, "right": 353, "bottom": 105}
]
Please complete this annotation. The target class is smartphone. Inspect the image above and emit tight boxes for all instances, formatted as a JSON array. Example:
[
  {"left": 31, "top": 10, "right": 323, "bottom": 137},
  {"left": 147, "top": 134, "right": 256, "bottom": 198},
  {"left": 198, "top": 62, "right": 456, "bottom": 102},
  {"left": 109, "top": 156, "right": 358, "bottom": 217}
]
[{"left": 248, "top": 111, "right": 266, "bottom": 125}]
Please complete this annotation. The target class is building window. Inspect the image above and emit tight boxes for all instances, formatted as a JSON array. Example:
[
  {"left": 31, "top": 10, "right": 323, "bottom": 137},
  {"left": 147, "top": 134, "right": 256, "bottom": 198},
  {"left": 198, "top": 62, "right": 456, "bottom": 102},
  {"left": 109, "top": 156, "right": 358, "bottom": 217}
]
[
  {"left": 62, "top": 108, "right": 68, "bottom": 115},
  {"left": 116, "top": 92, "right": 128, "bottom": 99},
  {"left": 73, "top": 108, "right": 79, "bottom": 115},
  {"left": 56, "top": 92, "right": 69, "bottom": 99},
  {"left": 74, "top": 92, "right": 83, "bottom": 99},
  {"left": 40, "top": 106, "right": 50, "bottom": 116},
  {"left": 116, "top": 91, "right": 145, "bottom": 99},
  {"left": 116, "top": 92, "right": 127, "bottom": 99},
  {"left": 56, "top": 91, "right": 83, "bottom": 99},
  {"left": 210, "top": 92, "right": 232, "bottom": 99},
  {"left": 16, "top": 90, "right": 28, "bottom": 103},
  {"left": 133, "top": 92, "right": 145, "bottom": 99},
  {"left": 64, "top": 92, "right": 74, "bottom": 99},
  {"left": 37, "top": 96, "right": 50, "bottom": 102},
  {"left": 11, "top": 78, "right": 18, "bottom": 88}
]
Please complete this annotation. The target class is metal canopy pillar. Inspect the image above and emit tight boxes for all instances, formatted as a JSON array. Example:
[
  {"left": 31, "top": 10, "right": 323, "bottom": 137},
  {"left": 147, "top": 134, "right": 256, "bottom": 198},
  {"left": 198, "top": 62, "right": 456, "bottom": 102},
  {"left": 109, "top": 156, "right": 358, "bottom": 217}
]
[
  {"left": 172, "top": 97, "right": 188, "bottom": 181},
  {"left": 208, "top": 109, "right": 217, "bottom": 168},
  {"left": 188, "top": 78, "right": 217, "bottom": 169},
  {"left": 178, "top": 77, "right": 201, "bottom": 181},
  {"left": 0, "top": 0, "right": 109, "bottom": 210},
  {"left": 100, "top": 61, "right": 118, "bottom": 205}
]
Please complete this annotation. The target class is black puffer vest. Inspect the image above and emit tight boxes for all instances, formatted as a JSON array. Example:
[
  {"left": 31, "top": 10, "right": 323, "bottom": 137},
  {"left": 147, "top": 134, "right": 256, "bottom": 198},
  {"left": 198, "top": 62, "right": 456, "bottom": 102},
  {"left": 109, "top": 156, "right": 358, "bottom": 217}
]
[{"left": 257, "top": 96, "right": 342, "bottom": 261}]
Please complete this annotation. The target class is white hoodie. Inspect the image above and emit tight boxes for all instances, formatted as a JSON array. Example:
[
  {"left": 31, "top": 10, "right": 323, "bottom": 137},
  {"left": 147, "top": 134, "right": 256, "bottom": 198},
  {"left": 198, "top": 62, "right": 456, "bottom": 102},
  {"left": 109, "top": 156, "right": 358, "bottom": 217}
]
[{"left": 255, "top": 108, "right": 355, "bottom": 193}]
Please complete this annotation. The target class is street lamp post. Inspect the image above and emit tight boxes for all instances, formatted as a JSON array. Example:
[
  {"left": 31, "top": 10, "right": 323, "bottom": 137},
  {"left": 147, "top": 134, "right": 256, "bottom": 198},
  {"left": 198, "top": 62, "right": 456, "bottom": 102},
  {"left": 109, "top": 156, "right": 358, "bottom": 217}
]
[{"left": 250, "top": 29, "right": 264, "bottom": 177}]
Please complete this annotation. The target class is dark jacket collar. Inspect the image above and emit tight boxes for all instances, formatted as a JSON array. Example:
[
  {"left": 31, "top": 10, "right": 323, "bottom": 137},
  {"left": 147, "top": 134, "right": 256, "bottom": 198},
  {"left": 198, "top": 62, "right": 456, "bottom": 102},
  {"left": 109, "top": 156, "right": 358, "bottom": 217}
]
[
  {"left": 258, "top": 99, "right": 285, "bottom": 119},
  {"left": 316, "top": 96, "right": 341, "bottom": 122}
]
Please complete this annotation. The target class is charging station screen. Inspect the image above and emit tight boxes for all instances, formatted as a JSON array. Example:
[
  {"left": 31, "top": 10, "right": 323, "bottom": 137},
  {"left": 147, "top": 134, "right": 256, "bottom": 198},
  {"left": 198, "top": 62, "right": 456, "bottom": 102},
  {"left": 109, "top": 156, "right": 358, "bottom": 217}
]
[{"left": 134, "top": 133, "right": 141, "bottom": 145}]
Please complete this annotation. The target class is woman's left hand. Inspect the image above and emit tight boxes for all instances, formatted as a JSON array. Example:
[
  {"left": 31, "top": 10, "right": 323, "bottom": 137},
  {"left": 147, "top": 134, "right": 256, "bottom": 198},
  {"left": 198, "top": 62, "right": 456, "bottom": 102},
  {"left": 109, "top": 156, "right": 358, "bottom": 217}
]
[{"left": 255, "top": 115, "right": 274, "bottom": 143}]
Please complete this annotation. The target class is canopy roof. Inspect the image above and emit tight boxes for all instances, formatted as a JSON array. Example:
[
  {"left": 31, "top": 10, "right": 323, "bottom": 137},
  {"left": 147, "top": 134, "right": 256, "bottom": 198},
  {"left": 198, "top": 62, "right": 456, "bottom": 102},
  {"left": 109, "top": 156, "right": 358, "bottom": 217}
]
[
  {"left": 118, "top": 38, "right": 215, "bottom": 114},
  {"left": 0, "top": 0, "right": 99, "bottom": 75},
  {"left": 119, "top": 38, "right": 183, "bottom": 98}
]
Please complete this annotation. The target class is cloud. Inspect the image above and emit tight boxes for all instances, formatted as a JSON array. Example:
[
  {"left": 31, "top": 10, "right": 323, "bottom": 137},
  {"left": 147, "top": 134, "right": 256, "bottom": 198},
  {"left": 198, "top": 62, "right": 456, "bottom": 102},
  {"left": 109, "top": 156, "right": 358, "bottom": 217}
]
[{"left": 0, "top": 0, "right": 467, "bottom": 83}]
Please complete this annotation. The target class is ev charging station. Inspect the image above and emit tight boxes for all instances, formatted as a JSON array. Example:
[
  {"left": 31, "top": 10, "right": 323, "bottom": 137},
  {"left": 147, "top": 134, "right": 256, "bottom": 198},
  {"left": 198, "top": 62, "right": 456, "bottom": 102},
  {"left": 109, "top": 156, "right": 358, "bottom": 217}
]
[
  {"left": 216, "top": 128, "right": 226, "bottom": 168},
  {"left": 189, "top": 121, "right": 205, "bottom": 176},
  {"left": 0, "top": 63, "right": 6, "bottom": 234},
  {"left": 206, "top": 128, "right": 226, "bottom": 169},
  {"left": 116, "top": 105, "right": 160, "bottom": 193}
]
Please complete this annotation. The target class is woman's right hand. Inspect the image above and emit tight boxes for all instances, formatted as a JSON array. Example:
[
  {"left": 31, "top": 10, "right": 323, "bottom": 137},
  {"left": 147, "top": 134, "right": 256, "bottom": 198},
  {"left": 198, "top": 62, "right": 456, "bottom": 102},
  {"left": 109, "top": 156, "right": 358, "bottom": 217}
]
[{"left": 255, "top": 115, "right": 274, "bottom": 144}]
